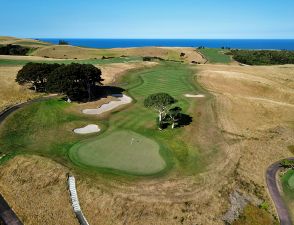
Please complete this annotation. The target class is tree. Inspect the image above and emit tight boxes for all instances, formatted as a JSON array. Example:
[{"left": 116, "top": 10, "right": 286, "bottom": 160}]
[
  {"left": 0, "top": 44, "right": 30, "bottom": 55},
  {"left": 144, "top": 93, "right": 176, "bottom": 123},
  {"left": 168, "top": 107, "right": 182, "bottom": 129},
  {"left": 58, "top": 40, "right": 69, "bottom": 45},
  {"left": 16, "top": 63, "right": 61, "bottom": 91},
  {"left": 46, "top": 63, "right": 103, "bottom": 101}
]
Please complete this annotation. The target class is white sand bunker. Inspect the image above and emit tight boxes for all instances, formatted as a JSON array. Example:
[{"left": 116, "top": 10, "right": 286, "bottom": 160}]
[
  {"left": 184, "top": 94, "right": 205, "bottom": 98},
  {"left": 74, "top": 124, "right": 100, "bottom": 134},
  {"left": 82, "top": 94, "right": 132, "bottom": 115}
]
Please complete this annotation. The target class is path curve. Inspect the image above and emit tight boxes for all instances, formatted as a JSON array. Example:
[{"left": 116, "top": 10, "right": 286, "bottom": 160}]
[
  {"left": 0, "top": 97, "right": 57, "bottom": 225},
  {"left": 266, "top": 158, "right": 294, "bottom": 225},
  {"left": 0, "top": 194, "right": 23, "bottom": 225}
]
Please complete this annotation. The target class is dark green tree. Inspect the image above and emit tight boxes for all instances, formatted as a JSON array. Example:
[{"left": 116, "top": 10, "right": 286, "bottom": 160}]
[
  {"left": 16, "top": 63, "right": 61, "bottom": 91},
  {"left": 46, "top": 63, "right": 103, "bottom": 101},
  {"left": 144, "top": 93, "right": 176, "bottom": 123}
]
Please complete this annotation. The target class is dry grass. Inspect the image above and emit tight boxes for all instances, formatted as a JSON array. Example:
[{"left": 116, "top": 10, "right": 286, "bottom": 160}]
[
  {"left": 0, "top": 36, "right": 51, "bottom": 48},
  {"left": 32, "top": 45, "right": 205, "bottom": 63},
  {"left": 0, "top": 66, "right": 39, "bottom": 111},
  {"left": 0, "top": 155, "right": 78, "bottom": 225},
  {"left": 197, "top": 63, "right": 294, "bottom": 219},
  {"left": 0, "top": 60, "right": 293, "bottom": 224},
  {"left": 100, "top": 61, "right": 157, "bottom": 84},
  {"left": 232, "top": 205, "right": 275, "bottom": 225}
]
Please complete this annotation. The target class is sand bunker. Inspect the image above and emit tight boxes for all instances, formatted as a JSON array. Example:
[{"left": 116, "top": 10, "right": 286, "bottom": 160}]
[
  {"left": 184, "top": 94, "right": 205, "bottom": 98},
  {"left": 82, "top": 94, "right": 132, "bottom": 115},
  {"left": 73, "top": 124, "right": 100, "bottom": 134}
]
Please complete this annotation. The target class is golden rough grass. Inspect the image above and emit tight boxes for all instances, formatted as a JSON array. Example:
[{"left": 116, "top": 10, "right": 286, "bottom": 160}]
[
  {"left": 100, "top": 61, "right": 157, "bottom": 84},
  {"left": 197, "top": 64, "right": 294, "bottom": 220},
  {"left": 1, "top": 63, "right": 293, "bottom": 225},
  {"left": 32, "top": 45, "right": 205, "bottom": 63},
  {"left": 0, "top": 155, "right": 78, "bottom": 225},
  {"left": 0, "top": 66, "right": 39, "bottom": 111},
  {"left": 0, "top": 36, "right": 50, "bottom": 48}
]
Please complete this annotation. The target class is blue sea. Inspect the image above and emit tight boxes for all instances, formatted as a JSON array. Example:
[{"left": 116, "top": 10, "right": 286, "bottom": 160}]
[{"left": 38, "top": 39, "right": 294, "bottom": 50}]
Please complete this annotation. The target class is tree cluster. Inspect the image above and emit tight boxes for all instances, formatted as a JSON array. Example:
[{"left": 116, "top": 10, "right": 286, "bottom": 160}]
[
  {"left": 16, "top": 63, "right": 103, "bottom": 101},
  {"left": 227, "top": 49, "right": 294, "bottom": 65},
  {"left": 0, "top": 44, "right": 31, "bottom": 55},
  {"left": 144, "top": 93, "right": 192, "bottom": 130},
  {"left": 58, "top": 40, "right": 69, "bottom": 45}
]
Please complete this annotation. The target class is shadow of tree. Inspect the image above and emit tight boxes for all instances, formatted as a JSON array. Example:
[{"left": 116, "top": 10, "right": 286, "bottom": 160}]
[{"left": 176, "top": 113, "right": 193, "bottom": 128}]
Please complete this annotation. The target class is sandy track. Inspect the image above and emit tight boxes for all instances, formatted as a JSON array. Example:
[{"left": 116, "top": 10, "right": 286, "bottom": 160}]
[
  {"left": 82, "top": 94, "right": 132, "bottom": 115},
  {"left": 0, "top": 194, "right": 23, "bottom": 225},
  {"left": 73, "top": 124, "right": 100, "bottom": 134}
]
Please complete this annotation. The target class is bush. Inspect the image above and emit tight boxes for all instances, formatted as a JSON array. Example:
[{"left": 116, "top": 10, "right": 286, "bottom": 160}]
[
  {"left": 229, "top": 50, "right": 294, "bottom": 65},
  {"left": 0, "top": 44, "right": 31, "bottom": 55}
]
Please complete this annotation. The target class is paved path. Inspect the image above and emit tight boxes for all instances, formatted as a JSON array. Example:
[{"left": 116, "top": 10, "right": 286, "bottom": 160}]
[
  {"left": 266, "top": 158, "right": 294, "bottom": 225},
  {"left": 0, "top": 194, "right": 23, "bottom": 225},
  {"left": 0, "top": 96, "right": 56, "bottom": 225}
]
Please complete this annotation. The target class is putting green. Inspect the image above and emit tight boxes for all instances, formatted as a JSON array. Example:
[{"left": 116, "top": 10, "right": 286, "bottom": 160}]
[{"left": 69, "top": 130, "right": 167, "bottom": 175}]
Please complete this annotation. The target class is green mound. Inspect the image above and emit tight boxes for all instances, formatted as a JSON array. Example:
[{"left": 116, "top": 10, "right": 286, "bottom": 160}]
[
  {"left": 288, "top": 172, "right": 294, "bottom": 189},
  {"left": 198, "top": 48, "right": 231, "bottom": 64},
  {"left": 282, "top": 169, "right": 294, "bottom": 199},
  {"left": 69, "top": 130, "right": 167, "bottom": 175}
]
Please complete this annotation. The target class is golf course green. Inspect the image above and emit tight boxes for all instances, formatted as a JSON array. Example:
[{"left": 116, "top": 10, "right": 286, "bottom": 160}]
[
  {"left": 69, "top": 130, "right": 166, "bottom": 175},
  {"left": 0, "top": 61, "right": 206, "bottom": 176}
]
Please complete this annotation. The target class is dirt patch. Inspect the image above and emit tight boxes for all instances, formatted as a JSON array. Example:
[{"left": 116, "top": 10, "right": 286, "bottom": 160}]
[
  {"left": 73, "top": 124, "right": 100, "bottom": 134},
  {"left": 82, "top": 94, "right": 132, "bottom": 115},
  {"left": 184, "top": 94, "right": 205, "bottom": 98},
  {"left": 100, "top": 62, "right": 157, "bottom": 85}
]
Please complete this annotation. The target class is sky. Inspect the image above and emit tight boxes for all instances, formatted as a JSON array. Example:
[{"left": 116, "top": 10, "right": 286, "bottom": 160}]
[{"left": 1, "top": 0, "right": 294, "bottom": 39}]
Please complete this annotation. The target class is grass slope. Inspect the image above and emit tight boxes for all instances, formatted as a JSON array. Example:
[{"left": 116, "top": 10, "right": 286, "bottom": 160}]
[
  {"left": 0, "top": 56, "right": 141, "bottom": 66},
  {"left": 198, "top": 48, "right": 231, "bottom": 64},
  {"left": 107, "top": 62, "right": 205, "bottom": 173},
  {"left": 0, "top": 99, "right": 100, "bottom": 159},
  {"left": 0, "top": 62, "right": 207, "bottom": 176}
]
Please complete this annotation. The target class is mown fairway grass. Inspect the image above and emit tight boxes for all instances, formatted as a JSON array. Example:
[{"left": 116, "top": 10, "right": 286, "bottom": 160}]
[
  {"left": 0, "top": 99, "right": 100, "bottom": 158},
  {"left": 0, "top": 56, "right": 141, "bottom": 66},
  {"left": 107, "top": 62, "right": 204, "bottom": 173},
  {"left": 282, "top": 169, "right": 294, "bottom": 198},
  {"left": 0, "top": 62, "right": 206, "bottom": 176},
  {"left": 281, "top": 169, "right": 294, "bottom": 222},
  {"left": 198, "top": 48, "right": 231, "bottom": 64}
]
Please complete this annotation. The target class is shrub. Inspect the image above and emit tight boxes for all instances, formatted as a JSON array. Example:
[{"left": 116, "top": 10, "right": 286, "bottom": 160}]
[{"left": 0, "top": 44, "right": 31, "bottom": 55}]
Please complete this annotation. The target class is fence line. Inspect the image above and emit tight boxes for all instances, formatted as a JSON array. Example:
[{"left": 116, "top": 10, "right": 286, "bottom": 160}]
[{"left": 68, "top": 176, "right": 90, "bottom": 225}]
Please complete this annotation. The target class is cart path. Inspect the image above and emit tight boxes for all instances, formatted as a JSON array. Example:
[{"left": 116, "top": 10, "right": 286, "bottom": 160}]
[
  {"left": 266, "top": 158, "right": 294, "bottom": 225},
  {"left": 0, "top": 194, "right": 23, "bottom": 225}
]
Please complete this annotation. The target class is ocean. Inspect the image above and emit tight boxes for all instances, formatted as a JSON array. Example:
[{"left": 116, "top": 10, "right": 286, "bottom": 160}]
[{"left": 38, "top": 39, "right": 294, "bottom": 50}]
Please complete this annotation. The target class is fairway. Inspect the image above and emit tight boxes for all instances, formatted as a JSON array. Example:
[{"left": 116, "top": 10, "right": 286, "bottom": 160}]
[
  {"left": 198, "top": 48, "right": 231, "bottom": 64},
  {"left": 0, "top": 62, "right": 205, "bottom": 176},
  {"left": 69, "top": 130, "right": 167, "bottom": 175}
]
